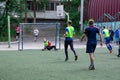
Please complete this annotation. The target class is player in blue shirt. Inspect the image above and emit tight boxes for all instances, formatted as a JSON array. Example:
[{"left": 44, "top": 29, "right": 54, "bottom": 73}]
[
  {"left": 81, "top": 19, "right": 102, "bottom": 70},
  {"left": 117, "top": 25, "right": 120, "bottom": 57}
]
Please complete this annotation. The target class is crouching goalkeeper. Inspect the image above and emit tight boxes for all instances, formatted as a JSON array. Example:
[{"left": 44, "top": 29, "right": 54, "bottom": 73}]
[{"left": 42, "top": 38, "right": 57, "bottom": 51}]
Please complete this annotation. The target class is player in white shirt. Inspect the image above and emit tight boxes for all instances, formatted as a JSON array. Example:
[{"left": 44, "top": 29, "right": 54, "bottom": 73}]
[{"left": 33, "top": 28, "right": 39, "bottom": 42}]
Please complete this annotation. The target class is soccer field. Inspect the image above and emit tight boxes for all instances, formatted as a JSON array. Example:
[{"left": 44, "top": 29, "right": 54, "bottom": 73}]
[{"left": 0, "top": 47, "right": 120, "bottom": 80}]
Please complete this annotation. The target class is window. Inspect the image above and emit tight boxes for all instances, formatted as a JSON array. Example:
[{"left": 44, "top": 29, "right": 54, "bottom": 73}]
[
  {"left": 46, "top": 3, "right": 50, "bottom": 10},
  {"left": 27, "top": 1, "right": 61, "bottom": 11},
  {"left": 55, "top": 2, "right": 60, "bottom": 10},
  {"left": 27, "top": 1, "right": 34, "bottom": 11},
  {"left": 45, "top": 2, "right": 60, "bottom": 11}
]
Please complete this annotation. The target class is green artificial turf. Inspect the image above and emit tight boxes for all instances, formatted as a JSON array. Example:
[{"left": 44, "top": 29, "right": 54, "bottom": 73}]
[{"left": 0, "top": 47, "right": 120, "bottom": 80}]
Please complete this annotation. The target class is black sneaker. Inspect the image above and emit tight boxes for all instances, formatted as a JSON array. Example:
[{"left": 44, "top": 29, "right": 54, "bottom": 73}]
[
  {"left": 89, "top": 66, "right": 95, "bottom": 70},
  {"left": 75, "top": 56, "right": 78, "bottom": 61},
  {"left": 42, "top": 49, "right": 45, "bottom": 51},
  {"left": 117, "top": 55, "right": 120, "bottom": 57},
  {"left": 65, "top": 58, "right": 68, "bottom": 61},
  {"left": 55, "top": 49, "right": 58, "bottom": 51}
]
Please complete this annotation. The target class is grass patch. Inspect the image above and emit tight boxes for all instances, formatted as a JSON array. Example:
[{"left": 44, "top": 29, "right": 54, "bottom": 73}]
[{"left": 0, "top": 47, "right": 119, "bottom": 80}]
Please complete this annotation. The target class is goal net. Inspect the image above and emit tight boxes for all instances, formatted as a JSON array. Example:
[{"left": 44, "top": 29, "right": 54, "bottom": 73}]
[{"left": 18, "top": 23, "right": 60, "bottom": 50}]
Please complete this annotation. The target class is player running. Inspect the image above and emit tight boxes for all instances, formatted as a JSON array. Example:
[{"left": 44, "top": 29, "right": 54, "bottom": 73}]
[
  {"left": 117, "top": 25, "right": 120, "bottom": 57},
  {"left": 81, "top": 19, "right": 102, "bottom": 70},
  {"left": 102, "top": 26, "right": 113, "bottom": 53},
  {"left": 63, "top": 20, "right": 78, "bottom": 61}
]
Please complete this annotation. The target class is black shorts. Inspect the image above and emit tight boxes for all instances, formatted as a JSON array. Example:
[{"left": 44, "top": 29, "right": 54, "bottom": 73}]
[
  {"left": 34, "top": 35, "right": 38, "bottom": 37},
  {"left": 16, "top": 33, "right": 19, "bottom": 36},
  {"left": 86, "top": 41, "right": 97, "bottom": 53},
  {"left": 110, "top": 36, "right": 113, "bottom": 41}
]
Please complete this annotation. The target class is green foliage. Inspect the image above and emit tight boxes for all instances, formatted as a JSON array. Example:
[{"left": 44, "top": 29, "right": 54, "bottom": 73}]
[
  {"left": 75, "top": 29, "right": 82, "bottom": 38},
  {"left": 61, "top": 0, "right": 80, "bottom": 31},
  {"left": 38, "top": 0, "right": 48, "bottom": 11},
  {"left": 0, "top": 0, "right": 25, "bottom": 41},
  {"left": 24, "top": 27, "right": 33, "bottom": 35}
]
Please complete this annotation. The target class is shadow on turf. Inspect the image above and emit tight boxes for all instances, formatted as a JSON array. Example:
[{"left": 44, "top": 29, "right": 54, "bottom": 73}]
[
  {"left": 110, "top": 57, "right": 120, "bottom": 60},
  {"left": 65, "top": 68, "right": 94, "bottom": 73},
  {"left": 49, "top": 60, "right": 81, "bottom": 64}
]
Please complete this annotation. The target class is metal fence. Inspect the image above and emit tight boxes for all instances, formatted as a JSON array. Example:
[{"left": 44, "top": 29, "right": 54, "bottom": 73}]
[{"left": 18, "top": 23, "right": 60, "bottom": 51}]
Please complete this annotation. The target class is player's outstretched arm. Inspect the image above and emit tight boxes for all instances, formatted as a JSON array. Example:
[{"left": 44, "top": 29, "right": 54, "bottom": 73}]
[{"left": 80, "top": 33, "right": 86, "bottom": 42}]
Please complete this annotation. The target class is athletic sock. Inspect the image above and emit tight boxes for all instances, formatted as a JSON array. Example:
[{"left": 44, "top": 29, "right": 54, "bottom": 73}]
[
  {"left": 107, "top": 45, "right": 112, "bottom": 51},
  {"left": 109, "top": 45, "right": 112, "bottom": 50},
  {"left": 90, "top": 62, "right": 94, "bottom": 67}
]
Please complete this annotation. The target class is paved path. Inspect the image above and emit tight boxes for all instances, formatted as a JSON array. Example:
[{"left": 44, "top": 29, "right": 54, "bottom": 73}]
[{"left": 0, "top": 39, "right": 118, "bottom": 51}]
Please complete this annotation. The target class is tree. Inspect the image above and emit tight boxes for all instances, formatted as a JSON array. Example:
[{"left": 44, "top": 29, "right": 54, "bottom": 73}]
[
  {"left": 61, "top": 0, "right": 80, "bottom": 29},
  {"left": 32, "top": 0, "right": 48, "bottom": 23},
  {"left": 24, "top": 0, "right": 27, "bottom": 23},
  {"left": 0, "top": 0, "right": 49, "bottom": 41},
  {"left": 33, "top": 0, "right": 37, "bottom": 23},
  {"left": 0, "top": 0, "right": 25, "bottom": 41}
]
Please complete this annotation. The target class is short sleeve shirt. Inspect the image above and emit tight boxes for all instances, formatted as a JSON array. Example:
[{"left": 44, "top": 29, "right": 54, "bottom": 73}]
[
  {"left": 34, "top": 29, "right": 39, "bottom": 36},
  {"left": 16, "top": 26, "right": 20, "bottom": 33},
  {"left": 65, "top": 26, "right": 75, "bottom": 40},
  {"left": 84, "top": 26, "right": 100, "bottom": 42}
]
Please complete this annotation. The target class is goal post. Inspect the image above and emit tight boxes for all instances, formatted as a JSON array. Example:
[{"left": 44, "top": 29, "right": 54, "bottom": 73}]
[{"left": 18, "top": 23, "right": 60, "bottom": 51}]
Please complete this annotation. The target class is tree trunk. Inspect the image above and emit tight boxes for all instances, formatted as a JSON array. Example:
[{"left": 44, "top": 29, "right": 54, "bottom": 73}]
[
  {"left": 33, "top": 0, "right": 36, "bottom": 23},
  {"left": 24, "top": 0, "right": 27, "bottom": 23}
]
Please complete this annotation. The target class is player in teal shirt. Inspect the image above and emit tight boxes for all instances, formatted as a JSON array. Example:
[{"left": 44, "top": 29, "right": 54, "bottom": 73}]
[{"left": 64, "top": 20, "right": 78, "bottom": 61}]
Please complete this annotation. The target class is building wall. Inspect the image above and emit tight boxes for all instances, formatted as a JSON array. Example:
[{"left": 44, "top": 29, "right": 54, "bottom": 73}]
[
  {"left": 26, "top": 0, "right": 65, "bottom": 21},
  {"left": 26, "top": 11, "right": 64, "bottom": 19},
  {"left": 86, "top": 0, "right": 120, "bottom": 22}
]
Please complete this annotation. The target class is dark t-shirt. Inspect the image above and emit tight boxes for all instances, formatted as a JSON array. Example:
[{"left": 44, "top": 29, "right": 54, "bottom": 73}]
[
  {"left": 109, "top": 30, "right": 114, "bottom": 37},
  {"left": 84, "top": 26, "right": 100, "bottom": 42}
]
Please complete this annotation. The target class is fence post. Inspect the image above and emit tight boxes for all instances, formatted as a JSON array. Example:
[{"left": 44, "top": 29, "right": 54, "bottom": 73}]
[{"left": 8, "top": 15, "right": 11, "bottom": 48}]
